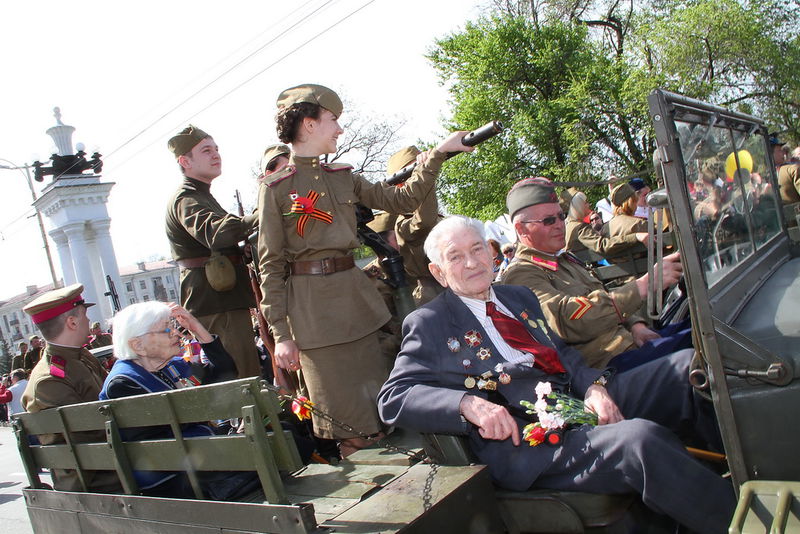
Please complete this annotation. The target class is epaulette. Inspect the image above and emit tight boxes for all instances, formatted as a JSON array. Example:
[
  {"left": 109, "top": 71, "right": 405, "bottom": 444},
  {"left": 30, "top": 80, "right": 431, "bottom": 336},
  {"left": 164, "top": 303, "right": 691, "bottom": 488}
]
[
  {"left": 50, "top": 355, "right": 66, "bottom": 379},
  {"left": 320, "top": 162, "right": 353, "bottom": 172},
  {"left": 265, "top": 165, "right": 297, "bottom": 188},
  {"left": 562, "top": 252, "right": 585, "bottom": 267},
  {"left": 530, "top": 256, "right": 558, "bottom": 272}
]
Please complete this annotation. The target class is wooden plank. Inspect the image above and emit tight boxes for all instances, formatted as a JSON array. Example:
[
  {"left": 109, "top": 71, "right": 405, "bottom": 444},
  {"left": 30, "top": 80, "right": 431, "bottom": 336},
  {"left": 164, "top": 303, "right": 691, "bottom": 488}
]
[{"left": 285, "top": 464, "right": 408, "bottom": 499}]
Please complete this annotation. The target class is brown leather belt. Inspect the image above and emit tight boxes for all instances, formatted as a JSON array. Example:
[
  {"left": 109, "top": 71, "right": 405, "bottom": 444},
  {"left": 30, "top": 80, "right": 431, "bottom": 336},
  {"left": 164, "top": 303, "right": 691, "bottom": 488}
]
[
  {"left": 177, "top": 254, "right": 244, "bottom": 269},
  {"left": 290, "top": 256, "right": 355, "bottom": 276}
]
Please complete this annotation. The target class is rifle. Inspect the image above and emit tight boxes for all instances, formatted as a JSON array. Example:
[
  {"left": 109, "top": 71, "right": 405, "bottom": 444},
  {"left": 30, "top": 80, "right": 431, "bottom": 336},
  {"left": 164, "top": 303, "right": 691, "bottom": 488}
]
[
  {"left": 235, "top": 189, "right": 299, "bottom": 395},
  {"left": 104, "top": 275, "right": 121, "bottom": 313}
]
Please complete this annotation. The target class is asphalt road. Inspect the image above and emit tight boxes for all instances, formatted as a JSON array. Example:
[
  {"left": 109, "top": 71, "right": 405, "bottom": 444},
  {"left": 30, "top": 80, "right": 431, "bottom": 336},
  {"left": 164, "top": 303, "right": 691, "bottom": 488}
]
[{"left": 0, "top": 424, "right": 43, "bottom": 534}]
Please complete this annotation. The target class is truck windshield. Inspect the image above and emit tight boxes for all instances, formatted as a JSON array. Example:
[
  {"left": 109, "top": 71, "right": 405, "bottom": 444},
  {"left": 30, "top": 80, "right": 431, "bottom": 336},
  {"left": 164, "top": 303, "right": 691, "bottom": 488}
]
[{"left": 675, "top": 120, "right": 782, "bottom": 285}]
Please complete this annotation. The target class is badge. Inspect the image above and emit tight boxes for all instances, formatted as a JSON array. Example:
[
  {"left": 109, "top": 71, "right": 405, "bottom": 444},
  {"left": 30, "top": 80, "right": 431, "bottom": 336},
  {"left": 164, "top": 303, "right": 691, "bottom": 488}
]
[
  {"left": 477, "top": 347, "right": 491, "bottom": 360},
  {"left": 480, "top": 370, "right": 493, "bottom": 379},
  {"left": 528, "top": 319, "right": 538, "bottom": 329},
  {"left": 464, "top": 376, "right": 477, "bottom": 389},
  {"left": 499, "top": 372, "right": 511, "bottom": 385},
  {"left": 478, "top": 379, "right": 497, "bottom": 391},
  {"left": 521, "top": 311, "right": 529, "bottom": 320},
  {"left": 464, "top": 330, "right": 482, "bottom": 347},
  {"left": 462, "top": 358, "right": 472, "bottom": 369},
  {"left": 289, "top": 190, "right": 299, "bottom": 201},
  {"left": 537, "top": 319, "right": 549, "bottom": 334},
  {"left": 494, "top": 363, "right": 504, "bottom": 373},
  {"left": 447, "top": 337, "right": 461, "bottom": 352}
]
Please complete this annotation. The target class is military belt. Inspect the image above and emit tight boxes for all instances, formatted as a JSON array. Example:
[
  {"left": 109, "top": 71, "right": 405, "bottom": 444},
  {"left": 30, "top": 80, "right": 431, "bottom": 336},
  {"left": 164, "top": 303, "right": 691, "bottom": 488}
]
[
  {"left": 177, "top": 255, "right": 244, "bottom": 269},
  {"left": 290, "top": 256, "right": 355, "bottom": 276}
]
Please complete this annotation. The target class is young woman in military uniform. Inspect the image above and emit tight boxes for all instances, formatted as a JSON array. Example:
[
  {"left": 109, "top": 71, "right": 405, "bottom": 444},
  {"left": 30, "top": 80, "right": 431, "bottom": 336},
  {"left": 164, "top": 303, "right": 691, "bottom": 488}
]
[{"left": 257, "top": 84, "right": 470, "bottom": 455}]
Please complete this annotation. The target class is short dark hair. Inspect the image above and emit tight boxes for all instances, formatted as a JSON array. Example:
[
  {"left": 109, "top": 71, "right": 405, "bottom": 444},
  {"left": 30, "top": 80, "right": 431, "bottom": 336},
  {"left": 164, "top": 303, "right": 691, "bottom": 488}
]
[
  {"left": 275, "top": 102, "right": 322, "bottom": 144},
  {"left": 10, "top": 369, "right": 26, "bottom": 381},
  {"left": 37, "top": 307, "right": 82, "bottom": 341}
]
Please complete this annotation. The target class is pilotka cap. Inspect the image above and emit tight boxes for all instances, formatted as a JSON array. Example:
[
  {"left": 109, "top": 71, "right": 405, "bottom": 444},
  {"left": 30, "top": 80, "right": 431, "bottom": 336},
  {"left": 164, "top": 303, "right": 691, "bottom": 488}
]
[
  {"left": 168, "top": 125, "right": 210, "bottom": 157},
  {"left": 387, "top": 146, "right": 421, "bottom": 175},
  {"left": 260, "top": 143, "right": 291, "bottom": 175},
  {"left": 506, "top": 177, "right": 559, "bottom": 219},
  {"left": 23, "top": 284, "right": 95, "bottom": 325},
  {"left": 610, "top": 182, "right": 636, "bottom": 207},
  {"left": 277, "top": 84, "right": 343, "bottom": 117}
]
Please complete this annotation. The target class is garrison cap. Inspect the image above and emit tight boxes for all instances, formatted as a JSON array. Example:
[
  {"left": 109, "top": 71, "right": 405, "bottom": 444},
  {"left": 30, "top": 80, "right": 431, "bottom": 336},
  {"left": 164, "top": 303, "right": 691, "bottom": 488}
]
[
  {"left": 387, "top": 146, "right": 421, "bottom": 175},
  {"left": 29, "top": 334, "right": 40, "bottom": 342},
  {"left": 277, "top": 84, "right": 343, "bottom": 117},
  {"left": 506, "top": 177, "right": 559, "bottom": 219},
  {"left": 629, "top": 178, "right": 647, "bottom": 191},
  {"left": 91, "top": 321, "right": 101, "bottom": 330},
  {"left": 23, "top": 284, "right": 95, "bottom": 325},
  {"left": 260, "top": 143, "right": 290, "bottom": 175},
  {"left": 367, "top": 211, "right": 398, "bottom": 234},
  {"left": 610, "top": 182, "right": 636, "bottom": 207},
  {"left": 168, "top": 125, "right": 210, "bottom": 157},
  {"left": 558, "top": 187, "right": 580, "bottom": 213}
]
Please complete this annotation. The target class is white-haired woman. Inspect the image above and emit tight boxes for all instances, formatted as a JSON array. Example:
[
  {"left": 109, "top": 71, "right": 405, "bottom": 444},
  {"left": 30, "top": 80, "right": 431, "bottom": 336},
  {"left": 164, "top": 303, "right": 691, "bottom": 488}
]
[{"left": 99, "top": 302, "right": 255, "bottom": 499}]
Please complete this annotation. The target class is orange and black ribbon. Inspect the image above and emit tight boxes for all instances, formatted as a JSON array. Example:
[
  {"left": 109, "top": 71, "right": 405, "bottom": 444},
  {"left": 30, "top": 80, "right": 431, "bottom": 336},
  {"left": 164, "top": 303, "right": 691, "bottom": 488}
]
[{"left": 288, "top": 190, "right": 333, "bottom": 237}]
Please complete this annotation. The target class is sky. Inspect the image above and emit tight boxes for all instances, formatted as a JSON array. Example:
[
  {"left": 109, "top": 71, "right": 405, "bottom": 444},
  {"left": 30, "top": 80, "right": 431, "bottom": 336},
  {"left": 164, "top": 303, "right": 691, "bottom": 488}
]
[{"left": 0, "top": 0, "right": 486, "bottom": 301}]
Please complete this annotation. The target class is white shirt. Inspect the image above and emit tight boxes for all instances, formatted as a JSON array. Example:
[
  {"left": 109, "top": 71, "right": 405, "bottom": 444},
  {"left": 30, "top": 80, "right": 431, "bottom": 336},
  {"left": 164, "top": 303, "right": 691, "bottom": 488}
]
[
  {"left": 457, "top": 288, "right": 534, "bottom": 367},
  {"left": 8, "top": 379, "right": 28, "bottom": 415}
]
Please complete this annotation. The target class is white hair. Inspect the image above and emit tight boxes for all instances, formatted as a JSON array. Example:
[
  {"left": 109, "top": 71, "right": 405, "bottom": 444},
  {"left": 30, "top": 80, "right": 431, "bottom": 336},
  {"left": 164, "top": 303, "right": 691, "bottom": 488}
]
[
  {"left": 424, "top": 215, "right": 487, "bottom": 266},
  {"left": 112, "top": 301, "right": 171, "bottom": 361}
]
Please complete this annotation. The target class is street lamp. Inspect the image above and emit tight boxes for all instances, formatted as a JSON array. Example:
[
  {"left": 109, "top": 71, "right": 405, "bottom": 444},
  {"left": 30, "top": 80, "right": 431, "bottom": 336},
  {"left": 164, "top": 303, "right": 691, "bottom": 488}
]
[{"left": 0, "top": 158, "right": 59, "bottom": 286}]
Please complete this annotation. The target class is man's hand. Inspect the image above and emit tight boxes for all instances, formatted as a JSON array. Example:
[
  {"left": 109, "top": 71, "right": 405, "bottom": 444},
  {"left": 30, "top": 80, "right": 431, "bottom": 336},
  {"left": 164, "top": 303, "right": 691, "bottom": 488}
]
[
  {"left": 635, "top": 232, "right": 649, "bottom": 244},
  {"left": 584, "top": 385, "right": 624, "bottom": 425},
  {"left": 436, "top": 131, "right": 475, "bottom": 155},
  {"left": 459, "top": 394, "right": 520, "bottom": 446},
  {"left": 635, "top": 251, "right": 683, "bottom": 298},
  {"left": 630, "top": 322, "right": 661, "bottom": 347},
  {"left": 274, "top": 340, "right": 302, "bottom": 371}
]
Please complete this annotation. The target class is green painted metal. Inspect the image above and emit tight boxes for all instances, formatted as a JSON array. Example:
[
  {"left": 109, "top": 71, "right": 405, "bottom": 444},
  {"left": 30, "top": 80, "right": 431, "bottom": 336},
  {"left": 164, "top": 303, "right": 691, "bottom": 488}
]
[
  {"left": 103, "top": 416, "right": 139, "bottom": 495},
  {"left": 241, "top": 403, "right": 288, "bottom": 504}
]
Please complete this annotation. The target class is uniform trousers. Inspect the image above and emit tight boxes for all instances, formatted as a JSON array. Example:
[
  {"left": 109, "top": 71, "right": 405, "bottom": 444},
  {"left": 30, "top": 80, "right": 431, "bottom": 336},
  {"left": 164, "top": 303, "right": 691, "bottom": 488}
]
[
  {"left": 300, "top": 331, "right": 388, "bottom": 439},
  {"left": 197, "top": 309, "right": 260, "bottom": 379},
  {"left": 607, "top": 318, "right": 693, "bottom": 372},
  {"left": 533, "top": 350, "right": 736, "bottom": 534}
]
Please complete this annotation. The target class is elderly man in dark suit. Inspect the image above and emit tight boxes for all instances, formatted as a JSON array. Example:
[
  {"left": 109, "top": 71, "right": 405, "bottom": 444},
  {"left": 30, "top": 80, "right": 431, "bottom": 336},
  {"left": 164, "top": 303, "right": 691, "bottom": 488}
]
[{"left": 377, "top": 215, "right": 736, "bottom": 533}]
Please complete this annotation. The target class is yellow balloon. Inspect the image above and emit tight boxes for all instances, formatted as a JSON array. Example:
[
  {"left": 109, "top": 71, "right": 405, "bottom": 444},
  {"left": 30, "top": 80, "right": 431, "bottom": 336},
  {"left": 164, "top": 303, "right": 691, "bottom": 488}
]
[{"left": 725, "top": 150, "right": 753, "bottom": 180}]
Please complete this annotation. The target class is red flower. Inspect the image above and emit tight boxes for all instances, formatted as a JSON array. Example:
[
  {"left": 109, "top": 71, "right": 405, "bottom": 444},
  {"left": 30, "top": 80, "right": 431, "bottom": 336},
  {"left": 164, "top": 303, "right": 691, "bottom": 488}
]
[
  {"left": 291, "top": 396, "right": 314, "bottom": 421},
  {"left": 295, "top": 197, "right": 314, "bottom": 213},
  {"left": 522, "top": 423, "right": 546, "bottom": 447}
]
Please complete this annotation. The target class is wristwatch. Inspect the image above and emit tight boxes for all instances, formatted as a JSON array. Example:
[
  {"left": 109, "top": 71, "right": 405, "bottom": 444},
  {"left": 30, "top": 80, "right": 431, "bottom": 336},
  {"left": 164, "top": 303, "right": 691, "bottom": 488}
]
[{"left": 592, "top": 369, "right": 614, "bottom": 388}]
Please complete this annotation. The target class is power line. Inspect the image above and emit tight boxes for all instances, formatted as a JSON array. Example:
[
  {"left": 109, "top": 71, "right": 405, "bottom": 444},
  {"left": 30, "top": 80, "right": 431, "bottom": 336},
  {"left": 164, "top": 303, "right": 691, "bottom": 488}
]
[{"left": 109, "top": 0, "right": 378, "bottom": 171}]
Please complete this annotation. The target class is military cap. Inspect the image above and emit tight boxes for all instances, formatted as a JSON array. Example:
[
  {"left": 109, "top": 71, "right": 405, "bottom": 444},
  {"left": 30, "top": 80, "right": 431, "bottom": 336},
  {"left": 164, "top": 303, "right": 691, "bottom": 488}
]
[
  {"left": 506, "top": 177, "right": 559, "bottom": 219},
  {"left": 260, "top": 143, "right": 291, "bottom": 175},
  {"left": 558, "top": 187, "right": 581, "bottom": 213},
  {"left": 28, "top": 334, "right": 40, "bottom": 342},
  {"left": 277, "top": 84, "right": 343, "bottom": 117},
  {"left": 610, "top": 182, "right": 636, "bottom": 207},
  {"left": 387, "top": 146, "right": 421, "bottom": 175},
  {"left": 167, "top": 125, "right": 210, "bottom": 157},
  {"left": 629, "top": 178, "right": 647, "bottom": 191},
  {"left": 367, "top": 211, "right": 398, "bottom": 234},
  {"left": 91, "top": 321, "right": 101, "bottom": 330},
  {"left": 23, "top": 284, "right": 95, "bottom": 325}
]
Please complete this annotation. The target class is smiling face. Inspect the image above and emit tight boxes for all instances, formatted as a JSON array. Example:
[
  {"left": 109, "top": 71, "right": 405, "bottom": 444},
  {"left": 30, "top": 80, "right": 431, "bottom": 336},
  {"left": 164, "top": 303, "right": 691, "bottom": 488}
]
[
  {"left": 428, "top": 227, "right": 495, "bottom": 300},
  {"left": 514, "top": 202, "right": 567, "bottom": 254},
  {"left": 304, "top": 108, "right": 343, "bottom": 155},
  {"left": 180, "top": 137, "right": 221, "bottom": 183}
]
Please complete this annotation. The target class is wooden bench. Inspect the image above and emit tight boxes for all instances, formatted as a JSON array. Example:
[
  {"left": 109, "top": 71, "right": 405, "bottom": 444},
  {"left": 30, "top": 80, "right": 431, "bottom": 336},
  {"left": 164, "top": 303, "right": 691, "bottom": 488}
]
[
  {"left": 422, "top": 434, "right": 635, "bottom": 534},
  {"left": 13, "top": 378, "right": 502, "bottom": 534}
]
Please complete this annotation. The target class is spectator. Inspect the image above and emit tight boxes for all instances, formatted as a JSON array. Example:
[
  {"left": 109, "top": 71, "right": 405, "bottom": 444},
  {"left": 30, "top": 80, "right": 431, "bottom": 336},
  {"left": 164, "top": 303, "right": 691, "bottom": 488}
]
[
  {"left": 24, "top": 335, "right": 44, "bottom": 374},
  {"left": 487, "top": 239, "right": 503, "bottom": 273},
  {"left": 5, "top": 369, "right": 28, "bottom": 416}
]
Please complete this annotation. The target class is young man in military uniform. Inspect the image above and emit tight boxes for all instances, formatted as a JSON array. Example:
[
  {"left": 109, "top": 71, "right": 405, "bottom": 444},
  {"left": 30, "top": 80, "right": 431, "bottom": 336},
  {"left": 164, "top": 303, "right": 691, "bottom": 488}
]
[
  {"left": 166, "top": 125, "right": 260, "bottom": 378},
  {"left": 23, "top": 335, "right": 44, "bottom": 374},
  {"left": 11, "top": 342, "right": 27, "bottom": 371},
  {"left": 500, "top": 177, "right": 692, "bottom": 371},
  {"left": 258, "top": 83, "right": 472, "bottom": 454},
  {"left": 86, "top": 321, "right": 113, "bottom": 349},
  {"left": 21, "top": 284, "right": 121, "bottom": 493}
]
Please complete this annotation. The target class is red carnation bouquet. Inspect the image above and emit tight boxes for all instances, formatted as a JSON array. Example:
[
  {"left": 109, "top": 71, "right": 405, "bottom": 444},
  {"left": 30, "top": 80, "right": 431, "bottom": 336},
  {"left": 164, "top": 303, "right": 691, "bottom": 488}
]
[{"left": 520, "top": 381, "right": 598, "bottom": 446}]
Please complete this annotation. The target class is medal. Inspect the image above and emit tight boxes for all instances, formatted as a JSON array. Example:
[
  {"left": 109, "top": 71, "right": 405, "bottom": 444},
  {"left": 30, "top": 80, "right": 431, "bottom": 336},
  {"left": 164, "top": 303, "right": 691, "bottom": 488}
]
[
  {"left": 528, "top": 319, "right": 538, "bottom": 329},
  {"left": 447, "top": 337, "right": 461, "bottom": 352},
  {"left": 477, "top": 347, "right": 491, "bottom": 360},
  {"left": 479, "top": 379, "right": 497, "bottom": 391},
  {"left": 537, "top": 319, "right": 548, "bottom": 334},
  {"left": 499, "top": 372, "right": 511, "bottom": 385},
  {"left": 494, "top": 363, "right": 504, "bottom": 373},
  {"left": 464, "top": 330, "right": 483, "bottom": 347},
  {"left": 464, "top": 376, "right": 477, "bottom": 389},
  {"left": 462, "top": 358, "right": 472, "bottom": 369},
  {"left": 480, "top": 371, "right": 493, "bottom": 379}
]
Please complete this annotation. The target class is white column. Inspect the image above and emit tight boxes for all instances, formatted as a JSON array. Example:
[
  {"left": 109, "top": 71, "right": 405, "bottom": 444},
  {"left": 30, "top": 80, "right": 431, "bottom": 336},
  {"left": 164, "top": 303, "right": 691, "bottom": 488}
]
[
  {"left": 91, "top": 218, "right": 124, "bottom": 309},
  {"left": 62, "top": 222, "right": 100, "bottom": 323},
  {"left": 50, "top": 229, "right": 76, "bottom": 286}
]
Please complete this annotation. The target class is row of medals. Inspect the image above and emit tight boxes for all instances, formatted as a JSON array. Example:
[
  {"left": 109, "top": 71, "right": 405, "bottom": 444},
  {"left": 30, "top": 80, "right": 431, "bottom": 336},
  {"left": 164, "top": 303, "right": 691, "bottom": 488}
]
[{"left": 448, "top": 316, "right": 552, "bottom": 392}]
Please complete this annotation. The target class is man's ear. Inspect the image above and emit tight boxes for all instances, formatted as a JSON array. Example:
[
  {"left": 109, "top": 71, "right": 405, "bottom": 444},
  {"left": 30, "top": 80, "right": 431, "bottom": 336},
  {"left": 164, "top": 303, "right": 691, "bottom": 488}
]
[
  {"left": 177, "top": 154, "right": 191, "bottom": 171},
  {"left": 428, "top": 263, "right": 448, "bottom": 288}
]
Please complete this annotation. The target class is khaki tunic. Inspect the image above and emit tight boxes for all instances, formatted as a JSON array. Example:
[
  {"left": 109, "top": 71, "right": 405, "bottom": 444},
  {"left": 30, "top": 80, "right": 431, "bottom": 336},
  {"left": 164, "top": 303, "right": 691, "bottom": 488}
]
[
  {"left": 395, "top": 186, "right": 443, "bottom": 306},
  {"left": 257, "top": 150, "right": 446, "bottom": 349},
  {"left": 778, "top": 163, "right": 800, "bottom": 204},
  {"left": 608, "top": 213, "right": 648, "bottom": 240},
  {"left": 565, "top": 217, "right": 639, "bottom": 258},
  {"left": 500, "top": 245, "right": 643, "bottom": 368},
  {"left": 22, "top": 344, "right": 121, "bottom": 493}
]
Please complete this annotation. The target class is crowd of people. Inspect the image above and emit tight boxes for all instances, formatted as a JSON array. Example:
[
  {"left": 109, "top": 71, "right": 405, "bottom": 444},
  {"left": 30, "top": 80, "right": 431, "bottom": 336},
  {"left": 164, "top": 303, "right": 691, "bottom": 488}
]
[{"left": 14, "top": 82, "right": 800, "bottom": 532}]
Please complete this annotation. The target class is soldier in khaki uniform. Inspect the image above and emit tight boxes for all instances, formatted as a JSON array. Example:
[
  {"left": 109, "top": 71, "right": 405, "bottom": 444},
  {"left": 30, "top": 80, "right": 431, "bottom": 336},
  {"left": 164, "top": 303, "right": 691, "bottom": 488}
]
[
  {"left": 23, "top": 335, "right": 44, "bottom": 374},
  {"left": 21, "top": 284, "right": 121, "bottom": 493},
  {"left": 500, "top": 177, "right": 692, "bottom": 371},
  {"left": 608, "top": 182, "right": 649, "bottom": 240},
  {"left": 166, "top": 126, "right": 260, "bottom": 378},
  {"left": 257, "top": 84, "right": 472, "bottom": 454},
  {"left": 561, "top": 187, "right": 646, "bottom": 259}
]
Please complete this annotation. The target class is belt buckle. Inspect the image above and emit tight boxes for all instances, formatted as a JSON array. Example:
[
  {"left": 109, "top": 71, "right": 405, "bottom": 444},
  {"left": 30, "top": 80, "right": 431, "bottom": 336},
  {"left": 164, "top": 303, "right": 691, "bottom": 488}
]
[{"left": 321, "top": 258, "right": 332, "bottom": 275}]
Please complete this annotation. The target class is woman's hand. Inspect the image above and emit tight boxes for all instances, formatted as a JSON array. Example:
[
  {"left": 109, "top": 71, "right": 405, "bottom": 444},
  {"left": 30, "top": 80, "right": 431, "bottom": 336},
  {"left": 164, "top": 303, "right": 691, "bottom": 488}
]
[
  {"left": 436, "top": 130, "right": 475, "bottom": 155},
  {"left": 274, "top": 340, "right": 302, "bottom": 371},
  {"left": 168, "top": 303, "right": 213, "bottom": 344}
]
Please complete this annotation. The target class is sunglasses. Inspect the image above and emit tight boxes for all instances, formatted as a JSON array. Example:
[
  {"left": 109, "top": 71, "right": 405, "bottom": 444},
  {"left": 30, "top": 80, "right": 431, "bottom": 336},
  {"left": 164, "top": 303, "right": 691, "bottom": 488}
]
[{"left": 520, "top": 212, "right": 567, "bottom": 226}]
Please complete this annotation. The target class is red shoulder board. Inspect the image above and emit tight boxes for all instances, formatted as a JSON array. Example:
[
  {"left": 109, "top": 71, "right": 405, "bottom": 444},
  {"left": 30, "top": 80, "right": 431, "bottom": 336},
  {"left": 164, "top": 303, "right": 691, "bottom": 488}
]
[
  {"left": 320, "top": 162, "right": 353, "bottom": 172},
  {"left": 530, "top": 256, "right": 558, "bottom": 272},
  {"left": 50, "top": 355, "right": 67, "bottom": 379},
  {"left": 266, "top": 165, "right": 297, "bottom": 188}
]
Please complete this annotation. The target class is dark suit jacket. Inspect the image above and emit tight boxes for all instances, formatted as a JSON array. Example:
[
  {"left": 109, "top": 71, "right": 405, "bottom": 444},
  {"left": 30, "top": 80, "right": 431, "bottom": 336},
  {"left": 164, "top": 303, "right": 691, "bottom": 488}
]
[{"left": 377, "top": 284, "right": 604, "bottom": 491}]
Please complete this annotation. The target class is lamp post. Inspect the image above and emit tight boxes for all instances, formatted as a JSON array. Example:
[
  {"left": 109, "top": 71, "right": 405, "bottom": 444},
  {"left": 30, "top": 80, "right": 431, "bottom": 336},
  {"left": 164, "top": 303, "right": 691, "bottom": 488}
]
[{"left": 0, "top": 158, "right": 59, "bottom": 286}]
